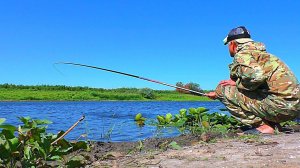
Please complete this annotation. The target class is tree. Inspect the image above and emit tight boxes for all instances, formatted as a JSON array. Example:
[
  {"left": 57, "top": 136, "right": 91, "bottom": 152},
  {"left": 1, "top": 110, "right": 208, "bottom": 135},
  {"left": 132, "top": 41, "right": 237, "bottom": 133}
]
[
  {"left": 175, "top": 82, "right": 202, "bottom": 95},
  {"left": 176, "top": 82, "right": 189, "bottom": 94}
]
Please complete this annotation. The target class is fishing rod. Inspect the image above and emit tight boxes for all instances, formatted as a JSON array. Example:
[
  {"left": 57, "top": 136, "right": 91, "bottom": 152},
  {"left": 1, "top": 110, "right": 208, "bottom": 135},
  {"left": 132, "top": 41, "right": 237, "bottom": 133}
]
[{"left": 56, "top": 62, "right": 206, "bottom": 96}]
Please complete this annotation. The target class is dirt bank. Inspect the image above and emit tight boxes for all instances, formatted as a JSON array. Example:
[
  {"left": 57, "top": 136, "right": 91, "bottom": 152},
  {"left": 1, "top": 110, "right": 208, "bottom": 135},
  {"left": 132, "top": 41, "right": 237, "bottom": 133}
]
[{"left": 78, "top": 128, "right": 300, "bottom": 168}]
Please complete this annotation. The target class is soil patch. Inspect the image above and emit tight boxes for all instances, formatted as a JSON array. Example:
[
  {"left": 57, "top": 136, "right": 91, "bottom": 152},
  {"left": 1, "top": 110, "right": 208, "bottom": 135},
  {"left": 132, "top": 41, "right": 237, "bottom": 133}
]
[{"left": 79, "top": 125, "right": 300, "bottom": 168}]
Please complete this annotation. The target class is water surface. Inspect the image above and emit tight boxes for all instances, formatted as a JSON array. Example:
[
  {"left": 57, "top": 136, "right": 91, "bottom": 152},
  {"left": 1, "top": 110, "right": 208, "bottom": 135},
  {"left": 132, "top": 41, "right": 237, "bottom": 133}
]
[{"left": 0, "top": 101, "right": 226, "bottom": 142}]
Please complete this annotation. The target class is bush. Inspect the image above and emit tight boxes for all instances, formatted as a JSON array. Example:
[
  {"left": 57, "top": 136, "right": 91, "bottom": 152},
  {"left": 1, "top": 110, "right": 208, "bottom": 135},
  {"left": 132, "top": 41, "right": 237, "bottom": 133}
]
[
  {"left": 139, "top": 88, "right": 156, "bottom": 99},
  {"left": 0, "top": 117, "right": 89, "bottom": 167}
]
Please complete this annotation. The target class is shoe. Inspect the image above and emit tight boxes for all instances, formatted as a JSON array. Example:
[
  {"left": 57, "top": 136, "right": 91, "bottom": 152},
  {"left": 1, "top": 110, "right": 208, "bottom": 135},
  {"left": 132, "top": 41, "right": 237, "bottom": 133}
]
[
  {"left": 238, "top": 125, "right": 274, "bottom": 135},
  {"left": 238, "top": 125, "right": 261, "bottom": 135},
  {"left": 243, "top": 128, "right": 261, "bottom": 135}
]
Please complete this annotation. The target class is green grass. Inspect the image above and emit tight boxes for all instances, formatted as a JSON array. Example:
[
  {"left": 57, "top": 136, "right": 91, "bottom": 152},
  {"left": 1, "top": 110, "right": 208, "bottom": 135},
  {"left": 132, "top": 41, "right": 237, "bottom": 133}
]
[{"left": 0, "top": 84, "right": 212, "bottom": 101}]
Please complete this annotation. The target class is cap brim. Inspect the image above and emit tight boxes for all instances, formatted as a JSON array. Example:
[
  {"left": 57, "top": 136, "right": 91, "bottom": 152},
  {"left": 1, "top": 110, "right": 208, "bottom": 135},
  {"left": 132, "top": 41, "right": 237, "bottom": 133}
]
[
  {"left": 223, "top": 38, "right": 253, "bottom": 45},
  {"left": 223, "top": 36, "right": 229, "bottom": 45}
]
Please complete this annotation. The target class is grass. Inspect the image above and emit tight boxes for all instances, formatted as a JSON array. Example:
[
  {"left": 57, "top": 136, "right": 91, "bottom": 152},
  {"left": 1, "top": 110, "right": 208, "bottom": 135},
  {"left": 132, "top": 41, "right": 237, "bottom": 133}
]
[{"left": 0, "top": 84, "right": 212, "bottom": 101}]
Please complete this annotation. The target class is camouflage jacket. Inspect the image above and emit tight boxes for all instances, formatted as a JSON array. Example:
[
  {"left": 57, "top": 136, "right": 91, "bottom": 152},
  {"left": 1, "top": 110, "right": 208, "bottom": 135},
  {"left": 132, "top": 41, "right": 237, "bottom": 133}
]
[{"left": 229, "top": 41, "right": 299, "bottom": 99}]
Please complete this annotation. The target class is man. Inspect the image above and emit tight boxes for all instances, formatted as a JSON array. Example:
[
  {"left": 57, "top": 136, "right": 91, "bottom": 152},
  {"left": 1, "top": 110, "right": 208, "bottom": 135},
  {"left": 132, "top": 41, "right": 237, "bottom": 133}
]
[{"left": 206, "top": 26, "right": 300, "bottom": 134}]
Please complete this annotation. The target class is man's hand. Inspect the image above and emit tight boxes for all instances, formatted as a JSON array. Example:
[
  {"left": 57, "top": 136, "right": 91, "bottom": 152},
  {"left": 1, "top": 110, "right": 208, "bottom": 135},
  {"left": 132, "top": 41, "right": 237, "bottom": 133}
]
[
  {"left": 218, "top": 79, "right": 236, "bottom": 86},
  {"left": 205, "top": 92, "right": 217, "bottom": 100},
  {"left": 205, "top": 79, "right": 236, "bottom": 100}
]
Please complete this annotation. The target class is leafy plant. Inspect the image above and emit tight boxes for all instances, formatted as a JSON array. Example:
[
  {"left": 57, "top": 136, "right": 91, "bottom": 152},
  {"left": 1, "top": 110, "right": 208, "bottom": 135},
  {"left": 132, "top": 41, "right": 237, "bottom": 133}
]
[
  {"left": 168, "top": 141, "right": 182, "bottom": 150},
  {"left": 0, "top": 117, "right": 89, "bottom": 168},
  {"left": 165, "top": 113, "right": 172, "bottom": 123},
  {"left": 154, "top": 107, "right": 242, "bottom": 135},
  {"left": 280, "top": 120, "right": 298, "bottom": 127},
  {"left": 101, "top": 124, "right": 115, "bottom": 141},
  {"left": 134, "top": 113, "right": 146, "bottom": 126},
  {"left": 0, "top": 118, "right": 6, "bottom": 125},
  {"left": 157, "top": 115, "right": 166, "bottom": 125}
]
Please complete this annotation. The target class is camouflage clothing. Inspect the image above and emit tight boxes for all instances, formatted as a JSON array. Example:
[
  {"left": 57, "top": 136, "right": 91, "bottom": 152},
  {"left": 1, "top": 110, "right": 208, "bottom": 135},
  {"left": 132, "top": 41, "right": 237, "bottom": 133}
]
[{"left": 216, "top": 41, "right": 300, "bottom": 126}]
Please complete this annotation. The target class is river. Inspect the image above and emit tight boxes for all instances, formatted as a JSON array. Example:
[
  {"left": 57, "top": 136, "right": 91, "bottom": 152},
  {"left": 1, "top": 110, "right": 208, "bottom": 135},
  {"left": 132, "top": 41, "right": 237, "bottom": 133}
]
[{"left": 0, "top": 101, "right": 226, "bottom": 142}]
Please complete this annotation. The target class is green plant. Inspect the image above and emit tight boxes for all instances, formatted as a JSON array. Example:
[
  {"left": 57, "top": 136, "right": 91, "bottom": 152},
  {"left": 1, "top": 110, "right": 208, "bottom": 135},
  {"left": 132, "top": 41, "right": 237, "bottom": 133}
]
[
  {"left": 134, "top": 113, "right": 146, "bottom": 126},
  {"left": 154, "top": 107, "right": 243, "bottom": 136},
  {"left": 280, "top": 120, "right": 298, "bottom": 127},
  {"left": 0, "top": 117, "right": 89, "bottom": 168},
  {"left": 168, "top": 141, "right": 182, "bottom": 150},
  {"left": 165, "top": 113, "right": 173, "bottom": 123},
  {"left": 101, "top": 124, "right": 115, "bottom": 141},
  {"left": 157, "top": 115, "right": 166, "bottom": 125},
  {"left": 136, "top": 140, "right": 144, "bottom": 152}
]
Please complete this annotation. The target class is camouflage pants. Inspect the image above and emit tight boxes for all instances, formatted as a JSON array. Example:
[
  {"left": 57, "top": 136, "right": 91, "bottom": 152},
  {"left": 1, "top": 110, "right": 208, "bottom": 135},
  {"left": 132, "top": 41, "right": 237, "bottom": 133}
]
[{"left": 215, "top": 84, "right": 300, "bottom": 126}]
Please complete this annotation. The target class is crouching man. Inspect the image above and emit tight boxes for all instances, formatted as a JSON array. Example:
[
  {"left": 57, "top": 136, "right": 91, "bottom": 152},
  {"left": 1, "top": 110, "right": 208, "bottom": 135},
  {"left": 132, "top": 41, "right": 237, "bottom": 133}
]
[{"left": 206, "top": 26, "right": 300, "bottom": 134}]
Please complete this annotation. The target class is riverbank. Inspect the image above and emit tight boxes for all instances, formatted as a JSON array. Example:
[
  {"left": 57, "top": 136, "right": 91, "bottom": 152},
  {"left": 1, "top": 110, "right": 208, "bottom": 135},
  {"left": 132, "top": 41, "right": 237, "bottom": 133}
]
[
  {"left": 83, "top": 128, "right": 300, "bottom": 168},
  {"left": 0, "top": 84, "right": 211, "bottom": 101}
]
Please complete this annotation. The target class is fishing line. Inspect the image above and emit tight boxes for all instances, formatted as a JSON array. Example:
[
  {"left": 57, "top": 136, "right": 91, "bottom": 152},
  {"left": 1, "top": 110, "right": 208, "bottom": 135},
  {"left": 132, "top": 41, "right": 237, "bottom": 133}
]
[{"left": 52, "top": 63, "right": 66, "bottom": 77}]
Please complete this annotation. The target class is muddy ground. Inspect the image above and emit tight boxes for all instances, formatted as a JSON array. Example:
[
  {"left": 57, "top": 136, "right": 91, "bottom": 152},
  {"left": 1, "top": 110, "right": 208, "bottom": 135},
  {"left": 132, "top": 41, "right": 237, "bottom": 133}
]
[{"left": 79, "top": 126, "right": 300, "bottom": 168}]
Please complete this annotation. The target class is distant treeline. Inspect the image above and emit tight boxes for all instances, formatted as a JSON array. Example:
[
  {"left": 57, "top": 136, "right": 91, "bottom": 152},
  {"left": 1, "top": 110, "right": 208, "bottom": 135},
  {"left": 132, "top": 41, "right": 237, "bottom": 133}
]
[
  {"left": 0, "top": 83, "right": 212, "bottom": 101},
  {"left": 0, "top": 83, "right": 105, "bottom": 91},
  {"left": 0, "top": 83, "right": 212, "bottom": 92}
]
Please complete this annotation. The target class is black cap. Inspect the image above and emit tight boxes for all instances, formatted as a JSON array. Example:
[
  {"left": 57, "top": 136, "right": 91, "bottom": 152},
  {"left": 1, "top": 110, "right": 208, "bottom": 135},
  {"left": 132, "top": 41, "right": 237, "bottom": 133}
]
[{"left": 223, "top": 26, "right": 251, "bottom": 45}]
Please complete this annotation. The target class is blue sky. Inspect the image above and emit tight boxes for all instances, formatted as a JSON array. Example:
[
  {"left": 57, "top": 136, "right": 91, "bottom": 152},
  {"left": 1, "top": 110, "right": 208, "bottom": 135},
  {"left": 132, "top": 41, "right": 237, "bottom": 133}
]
[{"left": 0, "top": 1, "right": 299, "bottom": 90}]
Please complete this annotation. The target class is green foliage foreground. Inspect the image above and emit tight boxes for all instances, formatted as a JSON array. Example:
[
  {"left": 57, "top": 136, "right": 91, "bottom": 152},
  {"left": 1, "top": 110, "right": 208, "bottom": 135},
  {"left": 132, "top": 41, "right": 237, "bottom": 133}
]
[
  {"left": 156, "top": 107, "right": 243, "bottom": 135},
  {"left": 0, "top": 117, "right": 89, "bottom": 168},
  {"left": 137, "top": 107, "right": 300, "bottom": 138},
  {"left": 136, "top": 107, "right": 244, "bottom": 136}
]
